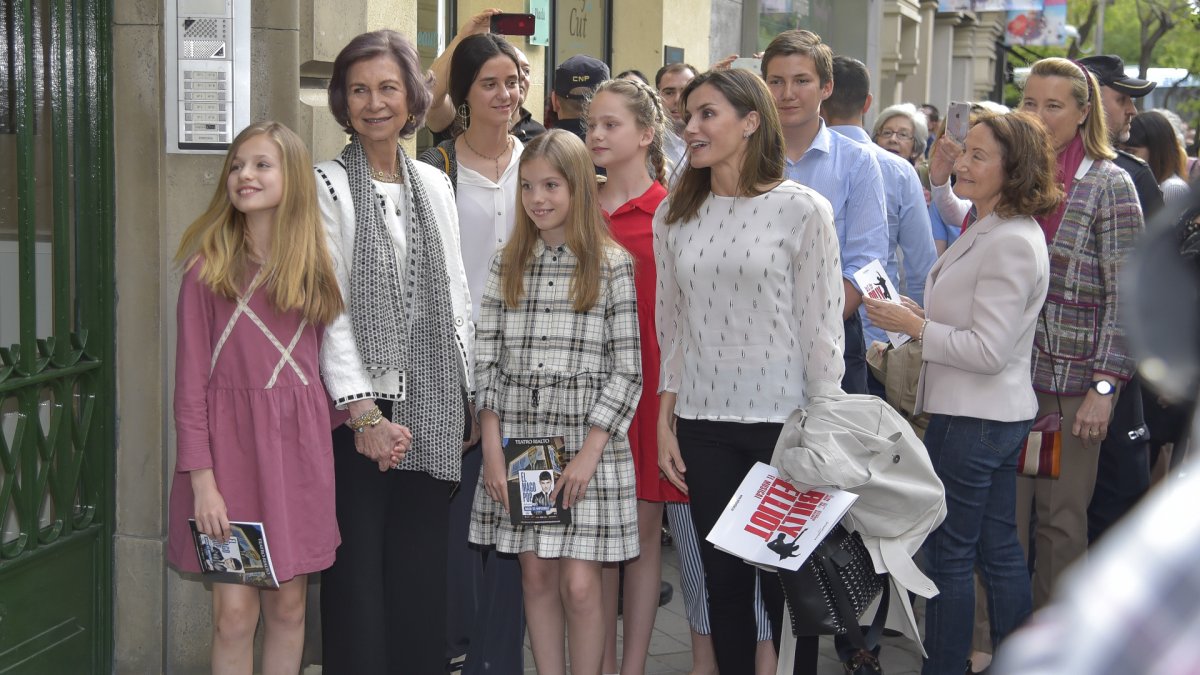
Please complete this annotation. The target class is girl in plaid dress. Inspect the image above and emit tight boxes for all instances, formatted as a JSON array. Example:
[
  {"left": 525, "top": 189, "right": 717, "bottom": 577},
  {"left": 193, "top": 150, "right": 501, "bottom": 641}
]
[{"left": 469, "top": 129, "right": 642, "bottom": 675}]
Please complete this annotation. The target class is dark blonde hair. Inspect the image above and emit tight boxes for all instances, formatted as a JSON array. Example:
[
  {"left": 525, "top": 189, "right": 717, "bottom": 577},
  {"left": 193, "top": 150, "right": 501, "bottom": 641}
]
[
  {"left": 1025, "top": 57, "right": 1114, "bottom": 161},
  {"left": 665, "top": 69, "right": 785, "bottom": 224},
  {"left": 585, "top": 78, "right": 670, "bottom": 184},
  {"left": 762, "top": 29, "right": 834, "bottom": 87},
  {"left": 972, "top": 111, "right": 1063, "bottom": 219},
  {"left": 175, "top": 121, "right": 344, "bottom": 325},
  {"left": 502, "top": 130, "right": 620, "bottom": 312}
]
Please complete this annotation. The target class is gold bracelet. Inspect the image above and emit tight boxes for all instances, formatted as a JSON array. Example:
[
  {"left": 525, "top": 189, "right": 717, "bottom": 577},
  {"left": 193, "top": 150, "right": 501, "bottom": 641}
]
[
  {"left": 347, "top": 405, "right": 383, "bottom": 433},
  {"left": 917, "top": 318, "right": 930, "bottom": 343}
]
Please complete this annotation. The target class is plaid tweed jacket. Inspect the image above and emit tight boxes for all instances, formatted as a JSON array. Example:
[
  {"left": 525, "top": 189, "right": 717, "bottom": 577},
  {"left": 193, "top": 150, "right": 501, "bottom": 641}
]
[{"left": 1032, "top": 158, "right": 1143, "bottom": 396}]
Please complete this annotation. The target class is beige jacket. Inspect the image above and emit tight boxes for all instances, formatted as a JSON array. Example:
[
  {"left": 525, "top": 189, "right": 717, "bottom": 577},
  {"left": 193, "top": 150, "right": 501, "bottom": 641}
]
[{"left": 915, "top": 212, "right": 1050, "bottom": 421}]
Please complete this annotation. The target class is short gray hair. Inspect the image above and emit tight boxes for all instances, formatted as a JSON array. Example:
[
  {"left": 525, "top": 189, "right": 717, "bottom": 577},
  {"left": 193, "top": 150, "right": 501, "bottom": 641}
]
[{"left": 872, "top": 103, "right": 929, "bottom": 159}]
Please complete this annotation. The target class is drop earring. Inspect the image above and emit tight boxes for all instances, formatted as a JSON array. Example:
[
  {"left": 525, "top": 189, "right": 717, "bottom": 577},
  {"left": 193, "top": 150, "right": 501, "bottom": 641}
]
[{"left": 457, "top": 103, "right": 471, "bottom": 131}]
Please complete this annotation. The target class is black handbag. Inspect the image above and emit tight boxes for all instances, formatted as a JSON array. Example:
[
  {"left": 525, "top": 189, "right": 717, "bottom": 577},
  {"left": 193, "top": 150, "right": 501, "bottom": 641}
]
[{"left": 776, "top": 523, "right": 890, "bottom": 674}]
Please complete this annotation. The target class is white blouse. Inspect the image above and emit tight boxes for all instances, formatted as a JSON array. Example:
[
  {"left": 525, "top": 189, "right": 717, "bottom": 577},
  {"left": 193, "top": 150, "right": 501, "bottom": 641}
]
[
  {"left": 654, "top": 180, "right": 846, "bottom": 423},
  {"left": 456, "top": 141, "right": 523, "bottom": 322}
]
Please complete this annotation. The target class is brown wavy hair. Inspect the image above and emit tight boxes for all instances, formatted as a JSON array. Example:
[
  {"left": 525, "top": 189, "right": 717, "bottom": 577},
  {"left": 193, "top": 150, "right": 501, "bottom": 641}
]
[
  {"left": 664, "top": 69, "right": 785, "bottom": 224},
  {"left": 972, "top": 111, "right": 1063, "bottom": 219},
  {"left": 328, "top": 30, "right": 433, "bottom": 138}
]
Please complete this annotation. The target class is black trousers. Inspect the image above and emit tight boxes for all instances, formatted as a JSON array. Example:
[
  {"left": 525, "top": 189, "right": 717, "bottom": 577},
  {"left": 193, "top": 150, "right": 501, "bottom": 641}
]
[
  {"left": 1087, "top": 376, "right": 1151, "bottom": 543},
  {"left": 677, "top": 418, "right": 819, "bottom": 675},
  {"left": 321, "top": 416, "right": 453, "bottom": 674},
  {"left": 445, "top": 443, "right": 525, "bottom": 673},
  {"left": 842, "top": 313, "right": 869, "bottom": 395}
]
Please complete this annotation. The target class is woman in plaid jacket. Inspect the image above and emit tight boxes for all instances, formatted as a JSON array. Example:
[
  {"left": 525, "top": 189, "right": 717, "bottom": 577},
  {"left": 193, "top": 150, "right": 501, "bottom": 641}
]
[{"left": 1015, "top": 58, "right": 1143, "bottom": 608}]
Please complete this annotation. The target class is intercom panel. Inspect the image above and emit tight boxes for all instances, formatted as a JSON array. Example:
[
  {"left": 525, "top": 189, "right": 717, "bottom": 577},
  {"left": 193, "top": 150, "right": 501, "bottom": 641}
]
[{"left": 165, "top": 0, "right": 250, "bottom": 154}]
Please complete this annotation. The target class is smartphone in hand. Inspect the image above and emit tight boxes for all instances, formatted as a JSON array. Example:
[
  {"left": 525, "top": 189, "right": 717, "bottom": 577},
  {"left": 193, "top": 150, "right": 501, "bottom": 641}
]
[
  {"left": 946, "top": 101, "right": 971, "bottom": 144},
  {"left": 490, "top": 13, "right": 535, "bottom": 36}
]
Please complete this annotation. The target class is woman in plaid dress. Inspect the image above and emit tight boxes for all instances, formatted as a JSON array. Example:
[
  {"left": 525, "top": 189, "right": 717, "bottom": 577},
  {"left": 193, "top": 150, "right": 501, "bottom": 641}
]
[{"left": 469, "top": 129, "right": 642, "bottom": 675}]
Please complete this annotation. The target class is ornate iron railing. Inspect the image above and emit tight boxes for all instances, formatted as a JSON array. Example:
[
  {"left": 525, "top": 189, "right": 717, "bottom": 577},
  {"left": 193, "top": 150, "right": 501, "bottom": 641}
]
[{"left": 0, "top": 0, "right": 114, "bottom": 670}]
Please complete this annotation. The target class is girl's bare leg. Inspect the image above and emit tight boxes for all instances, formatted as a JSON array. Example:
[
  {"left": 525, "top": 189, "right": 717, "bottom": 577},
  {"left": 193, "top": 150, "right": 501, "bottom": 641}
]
[
  {"left": 259, "top": 574, "right": 308, "bottom": 675},
  {"left": 619, "top": 500, "right": 665, "bottom": 675},
  {"left": 562, "top": 557, "right": 606, "bottom": 675},
  {"left": 211, "top": 583, "right": 260, "bottom": 674},
  {"left": 521, "top": 552, "right": 567, "bottom": 675}
]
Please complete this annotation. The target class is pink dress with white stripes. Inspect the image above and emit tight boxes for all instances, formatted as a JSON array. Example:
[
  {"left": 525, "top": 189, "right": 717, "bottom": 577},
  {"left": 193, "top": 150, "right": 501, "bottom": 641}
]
[{"left": 167, "top": 263, "right": 339, "bottom": 582}]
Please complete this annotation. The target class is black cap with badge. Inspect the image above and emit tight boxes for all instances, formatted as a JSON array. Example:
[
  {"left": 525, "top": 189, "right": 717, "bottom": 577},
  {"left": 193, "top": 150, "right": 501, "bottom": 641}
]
[
  {"left": 1077, "top": 55, "right": 1157, "bottom": 98},
  {"left": 554, "top": 55, "right": 610, "bottom": 100}
]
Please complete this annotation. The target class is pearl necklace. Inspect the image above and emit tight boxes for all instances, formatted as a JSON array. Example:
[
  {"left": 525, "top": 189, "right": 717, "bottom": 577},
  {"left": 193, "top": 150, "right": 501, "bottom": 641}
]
[{"left": 463, "top": 133, "right": 513, "bottom": 182}]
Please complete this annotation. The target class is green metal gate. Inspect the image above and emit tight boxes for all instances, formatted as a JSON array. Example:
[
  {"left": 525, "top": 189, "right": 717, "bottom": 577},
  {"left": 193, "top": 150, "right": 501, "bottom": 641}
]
[{"left": 0, "top": 0, "right": 115, "bottom": 672}]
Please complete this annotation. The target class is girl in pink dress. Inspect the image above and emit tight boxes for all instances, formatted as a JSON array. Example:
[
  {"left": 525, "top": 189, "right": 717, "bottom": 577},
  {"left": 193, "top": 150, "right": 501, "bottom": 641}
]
[
  {"left": 586, "top": 77, "right": 682, "bottom": 675},
  {"left": 167, "top": 121, "right": 343, "bottom": 674}
]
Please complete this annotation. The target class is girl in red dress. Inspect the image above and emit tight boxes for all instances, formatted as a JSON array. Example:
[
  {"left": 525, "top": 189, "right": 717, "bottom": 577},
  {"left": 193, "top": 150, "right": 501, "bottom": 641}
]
[
  {"left": 168, "top": 121, "right": 343, "bottom": 674},
  {"left": 587, "top": 77, "right": 683, "bottom": 675}
]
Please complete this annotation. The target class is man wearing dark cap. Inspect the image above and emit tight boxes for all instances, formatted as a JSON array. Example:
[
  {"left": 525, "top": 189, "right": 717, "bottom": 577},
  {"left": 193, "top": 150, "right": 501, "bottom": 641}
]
[
  {"left": 1078, "top": 54, "right": 1161, "bottom": 546},
  {"left": 1078, "top": 54, "right": 1164, "bottom": 218},
  {"left": 551, "top": 54, "right": 610, "bottom": 141}
]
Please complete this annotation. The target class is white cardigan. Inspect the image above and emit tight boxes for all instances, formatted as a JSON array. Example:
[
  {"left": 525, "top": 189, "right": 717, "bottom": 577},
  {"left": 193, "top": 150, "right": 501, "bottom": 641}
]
[{"left": 314, "top": 158, "right": 474, "bottom": 408}]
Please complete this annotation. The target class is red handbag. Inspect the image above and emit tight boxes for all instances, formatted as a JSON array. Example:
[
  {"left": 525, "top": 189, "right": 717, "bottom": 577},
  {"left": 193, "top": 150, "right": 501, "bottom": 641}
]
[
  {"left": 1017, "top": 412, "right": 1062, "bottom": 478},
  {"left": 1018, "top": 311, "right": 1063, "bottom": 479}
]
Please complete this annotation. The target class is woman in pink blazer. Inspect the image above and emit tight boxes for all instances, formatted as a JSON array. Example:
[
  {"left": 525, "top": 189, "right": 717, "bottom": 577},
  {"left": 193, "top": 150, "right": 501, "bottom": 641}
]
[{"left": 865, "top": 111, "right": 1060, "bottom": 675}]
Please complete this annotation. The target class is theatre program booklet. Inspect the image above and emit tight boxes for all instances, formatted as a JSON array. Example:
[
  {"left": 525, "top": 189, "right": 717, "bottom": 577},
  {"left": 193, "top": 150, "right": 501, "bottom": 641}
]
[
  {"left": 503, "top": 436, "right": 572, "bottom": 527},
  {"left": 189, "top": 520, "right": 279, "bottom": 588},
  {"left": 854, "top": 259, "right": 912, "bottom": 349},
  {"left": 706, "top": 462, "right": 857, "bottom": 571}
]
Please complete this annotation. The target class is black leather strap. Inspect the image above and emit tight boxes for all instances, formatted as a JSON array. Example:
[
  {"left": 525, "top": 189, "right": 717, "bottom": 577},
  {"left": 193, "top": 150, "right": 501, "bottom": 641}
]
[{"left": 825, "top": 558, "right": 890, "bottom": 672}]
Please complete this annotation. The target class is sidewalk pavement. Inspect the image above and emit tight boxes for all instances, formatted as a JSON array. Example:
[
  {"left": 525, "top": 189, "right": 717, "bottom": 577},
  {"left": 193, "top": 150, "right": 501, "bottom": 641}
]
[{"left": 519, "top": 538, "right": 925, "bottom": 674}]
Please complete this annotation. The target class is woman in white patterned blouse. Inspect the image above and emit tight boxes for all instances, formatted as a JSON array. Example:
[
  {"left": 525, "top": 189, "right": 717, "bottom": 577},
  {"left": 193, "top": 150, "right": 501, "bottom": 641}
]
[{"left": 654, "top": 69, "right": 845, "bottom": 675}]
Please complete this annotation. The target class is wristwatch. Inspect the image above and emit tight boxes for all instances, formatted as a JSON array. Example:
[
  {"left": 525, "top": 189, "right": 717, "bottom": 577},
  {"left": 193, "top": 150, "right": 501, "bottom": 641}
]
[{"left": 1090, "top": 380, "right": 1115, "bottom": 396}]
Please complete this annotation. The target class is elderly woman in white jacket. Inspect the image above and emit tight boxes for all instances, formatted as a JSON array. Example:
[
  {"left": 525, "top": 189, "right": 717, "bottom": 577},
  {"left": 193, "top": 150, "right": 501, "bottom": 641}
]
[
  {"left": 314, "top": 30, "right": 475, "bottom": 674},
  {"left": 865, "top": 111, "right": 1060, "bottom": 675}
]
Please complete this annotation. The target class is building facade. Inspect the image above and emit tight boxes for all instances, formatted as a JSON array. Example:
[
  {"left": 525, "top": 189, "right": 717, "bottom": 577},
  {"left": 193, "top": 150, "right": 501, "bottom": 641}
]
[{"left": 0, "top": 1, "right": 1007, "bottom": 671}]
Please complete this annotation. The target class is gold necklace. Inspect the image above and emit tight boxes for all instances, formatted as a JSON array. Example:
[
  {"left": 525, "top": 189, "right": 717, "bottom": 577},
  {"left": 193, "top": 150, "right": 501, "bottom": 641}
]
[
  {"left": 370, "top": 166, "right": 403, "bottom": 183},
  {"left": 463, "top": 133, "right": 512, "bottom": 181}
]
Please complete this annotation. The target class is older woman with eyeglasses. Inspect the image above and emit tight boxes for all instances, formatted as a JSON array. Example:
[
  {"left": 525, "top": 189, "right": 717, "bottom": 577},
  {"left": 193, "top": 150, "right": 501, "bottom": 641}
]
[{"left": 874, "top": 103, "right": 930, "bottom": 166}]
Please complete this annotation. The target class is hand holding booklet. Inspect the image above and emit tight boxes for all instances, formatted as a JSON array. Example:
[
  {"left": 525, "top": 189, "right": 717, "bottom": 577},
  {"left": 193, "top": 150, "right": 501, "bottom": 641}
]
[
  {"left": 189, "top": 520, "right": 279, "bottom": 588},
  {"left": 854, "top": 259, "right": 912, "bottom": 349},
  {"left": 706, "top": 462, "right": 857, "bottom": 571}
]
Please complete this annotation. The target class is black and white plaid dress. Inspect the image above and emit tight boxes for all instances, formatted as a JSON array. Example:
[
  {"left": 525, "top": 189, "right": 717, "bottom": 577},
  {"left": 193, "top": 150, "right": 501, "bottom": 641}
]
[{"left": 468, "top": 240, "right": 642, "bottom": 562}]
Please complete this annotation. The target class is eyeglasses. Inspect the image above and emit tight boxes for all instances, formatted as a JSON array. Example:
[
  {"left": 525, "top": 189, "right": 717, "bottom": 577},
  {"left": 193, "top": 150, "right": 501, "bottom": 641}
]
[{"left": 877, "top": 129, "right": 913, "bottom": 141}]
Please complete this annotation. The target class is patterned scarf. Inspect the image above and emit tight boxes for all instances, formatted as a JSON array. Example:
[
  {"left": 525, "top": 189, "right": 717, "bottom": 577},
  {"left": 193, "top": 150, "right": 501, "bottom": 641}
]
[
  {"left": 1036, "top": 132, "right": 1087, "bottom": 244},
  {"left": 342, "top": 134, "right": 465, "bottom": 481}
]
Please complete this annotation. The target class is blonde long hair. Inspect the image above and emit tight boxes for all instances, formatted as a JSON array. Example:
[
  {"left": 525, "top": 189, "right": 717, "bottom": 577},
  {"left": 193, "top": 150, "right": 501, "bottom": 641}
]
[
  {"left": 1026, "top": 58, "right": 1115, "bottom": 161},
  {"left": 174, "top": 121, "right": 343, "bottom": 325},
  {"left": 585, "top": 78, "right": 670, "bottom": 184},
  {"left": 502, "top": 130, "right": 619, "bottom": 312}
]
